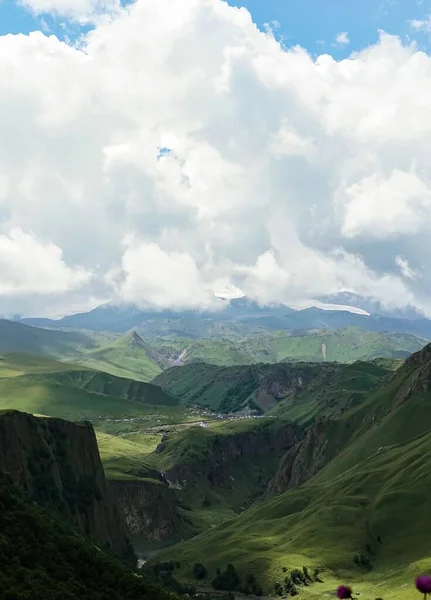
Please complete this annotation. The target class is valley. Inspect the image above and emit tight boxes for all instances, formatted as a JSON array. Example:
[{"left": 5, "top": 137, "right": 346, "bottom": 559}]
[
  {"left": 1, "top": 303, "right": 431, "bottom": 600},
  {"left": 5, "top": 3, "right": 431, "bottom": 598}
]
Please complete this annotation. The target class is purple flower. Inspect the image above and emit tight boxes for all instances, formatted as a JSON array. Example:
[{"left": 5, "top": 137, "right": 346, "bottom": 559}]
[
  {"left": 416, "top": 576, "right": 431, "bottom": 595},
  {"left": 337, "top": 586, "right": 353, "bottom": 599}
]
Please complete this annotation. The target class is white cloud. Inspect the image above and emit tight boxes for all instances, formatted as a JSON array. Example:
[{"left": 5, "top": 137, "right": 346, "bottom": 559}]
[
  {"left": 0, "top": 228, "right": 90, "bottom": 295},
  {"left": 335, "top": 31, "right": 350, "bottom": 46},
  {"left": 339, "top": 170, "right": 431, "bottom": 239},
  {"left": 2, "top": 1, "right": 431, "bottom": 315},
  {"left": 116, "top": 239, "right": 216, "bottom": 310}
]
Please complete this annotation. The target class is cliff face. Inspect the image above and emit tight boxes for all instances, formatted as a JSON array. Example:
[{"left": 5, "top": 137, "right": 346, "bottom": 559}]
[
  {"left": 0, "top": 410, "right": 132, "bottom": 560},
  {"left": 158, "top": 422, "right": 303, "bottom": 489},
  {"left": 110, "top": 478, "right": 181, "bottom": 542},
  {"left": 266, "top": 419, "right": 331, "bottom": 496},
  {"left": 254, "top": 367, "right": 315, "bottom": 412},
  {"left": 391, "top": 343, "right": 431, "bottom": 404}
]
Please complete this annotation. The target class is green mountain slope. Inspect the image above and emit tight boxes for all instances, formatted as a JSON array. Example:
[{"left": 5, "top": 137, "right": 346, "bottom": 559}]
[
  {"left": 0, "top": 354, "right": 177, "bottom": 420},
  {"left": 146, "top": 327, "right": 426, "bottom": 368},
  {"left": 75, "top": 331, "right": 165, "bottom": 382},
  {"left": 0, "top": 319, "right": 105, "bottom": 356},
  {"left": 151, "top": 345, "right": 431, "bottom": 599},
  {"left": 0, "top": 353, "right": 87, "bottom": 377},
  {"left": 156, "top": 432, "right": 431, "bottom": 599},
  {"left": 240, "top": 327, "right": 426, "bottom": 363},
  {"left": 153, "top": 360, "right": 395, "bottom": 414}
]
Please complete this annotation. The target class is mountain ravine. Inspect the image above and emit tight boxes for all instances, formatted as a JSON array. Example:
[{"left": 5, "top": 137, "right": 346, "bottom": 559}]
[
  {"left": 110, "top": 477, "right": 181, "bottom": 543},
  {"left": 0, "top": 410, "right": 133, "bottom": 561},
  {"left": 151, "top": 420, "right": 304, "bottom": 519}
]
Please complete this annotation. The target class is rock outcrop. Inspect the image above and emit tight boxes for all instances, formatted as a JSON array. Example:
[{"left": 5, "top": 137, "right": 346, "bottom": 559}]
[
  {"left": 266, "top": 419, "right": 331, "bottom": 496},
  {"left": 110, "top": 478, "right": 181, "bottom": 542},
  {"left": 0, "top": 410, "right": 133, "bottom": 560}
]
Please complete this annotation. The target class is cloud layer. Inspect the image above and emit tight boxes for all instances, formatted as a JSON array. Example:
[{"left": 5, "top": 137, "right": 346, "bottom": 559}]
[{"left": 1, "top": 0, "right": 431, "bottom": 316}]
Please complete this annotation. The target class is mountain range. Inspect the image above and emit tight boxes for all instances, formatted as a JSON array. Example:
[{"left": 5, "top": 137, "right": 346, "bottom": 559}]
[
  {"left": 0, "top": 318, "right": 427, "bottom": 382},
  {"left": 16, "top": 297, "right": 431, "bottom": 340}
]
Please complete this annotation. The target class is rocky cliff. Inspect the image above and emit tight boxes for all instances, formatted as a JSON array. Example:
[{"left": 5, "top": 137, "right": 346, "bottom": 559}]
[
  {"left": 391, "top": 342, "right": 431, "bottom": 404},
  {"left": 110, "top": 477, "right": 181, "bottom": 543},
  {"left": 157, "top": 421, "right": 303, "bottom": 490},
  {"left": 266, "top": 419, "right": 332, "bottom": 496},
  {"left": 0, "top": 410, "right": 132, "bottom": 560}
]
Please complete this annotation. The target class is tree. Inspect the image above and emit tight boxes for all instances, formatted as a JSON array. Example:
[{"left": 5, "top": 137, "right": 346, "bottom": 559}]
[
  {"left": 212, "top": 564, "right": 240, "bottom": 591},
  {"left": 193, "top": 563, "right": 208, "bottom": 580}
]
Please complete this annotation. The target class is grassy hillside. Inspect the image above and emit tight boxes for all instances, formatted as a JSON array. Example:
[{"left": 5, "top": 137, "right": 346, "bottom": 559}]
[
  {"left": 0, "top": 322, "right": 162, "bottom": 383},
  {"left": 0, "top": 469, "right": 176, "bottom": 600},
  {"left": 0, "top": 353, "right": 87, "bottom": 377},
  {"left": 0, "top": 353, "right": 177, "bottom": 420},
  {"left": 153, "top": 360, "right": 394, "bottom": 414},
  {"left": 269, "top": 359, "right": 397, "bottom": 424},
  {"left": 96, "top": 431, "right": 163, "bottom": 480},
  {"left": 0, "top": 377, "right": 168, "bottom": 420},
  {"left": 0, "top": 319, "right": 106, "bottom": 356},
  {"left": 151, "top": 345, "right": 431, "bottom": 599},
  {"left": 75, "top": 331, "right": 165, "bottom": 382},
  {"left": 145, "top": 327, "right": 426, "bottom": 368},
  {"left": 240, "top": 327, "right": 426, "bottom": 363},
  {"left": 155, "top": 431, "right": 431, "bottom": 600}
]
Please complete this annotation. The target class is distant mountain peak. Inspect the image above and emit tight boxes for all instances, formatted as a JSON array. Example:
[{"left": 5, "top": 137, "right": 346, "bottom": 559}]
[{"left": 121, "top": 330, "right": 146, "bottom": 349}]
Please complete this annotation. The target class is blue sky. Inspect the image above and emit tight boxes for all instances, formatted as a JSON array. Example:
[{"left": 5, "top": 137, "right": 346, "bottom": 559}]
[{"left": 1, "top": 0, "right": 431, "bottom": 56}]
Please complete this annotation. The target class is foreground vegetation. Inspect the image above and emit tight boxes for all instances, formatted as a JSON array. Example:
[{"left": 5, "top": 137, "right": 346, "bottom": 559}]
[{"left": 0, "top": 469, "right": 176, "bottom": 600}]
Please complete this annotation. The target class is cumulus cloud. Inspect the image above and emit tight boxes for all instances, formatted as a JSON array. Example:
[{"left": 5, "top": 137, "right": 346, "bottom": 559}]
[
  {"left": 0, "top": 228, "right": 90, "bottom": 295},
  {"left": 339, "top": 170, "right": 431, "bottom": 239},
  {"left": 114, "top": 238, "right": 216, "bottom": 310},
  {"left": 1, "top": 0, "right": 431, "bottom": 315}
]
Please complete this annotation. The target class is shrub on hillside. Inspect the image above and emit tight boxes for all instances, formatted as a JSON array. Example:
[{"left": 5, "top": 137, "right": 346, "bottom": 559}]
[
  {"left": 241, "top": 573, "right": 263, "bottom": 596},
  {"left": 193, "top": 563, "right": 207, "bottom": 580},
  {"left": 212, "top": 564, "right": 240, "bottom": 591}
]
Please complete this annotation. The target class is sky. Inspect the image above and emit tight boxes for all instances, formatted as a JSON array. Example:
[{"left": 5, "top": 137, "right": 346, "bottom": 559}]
[{"left": 1, "top": 0, "right": 431, "bottom": 317}]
